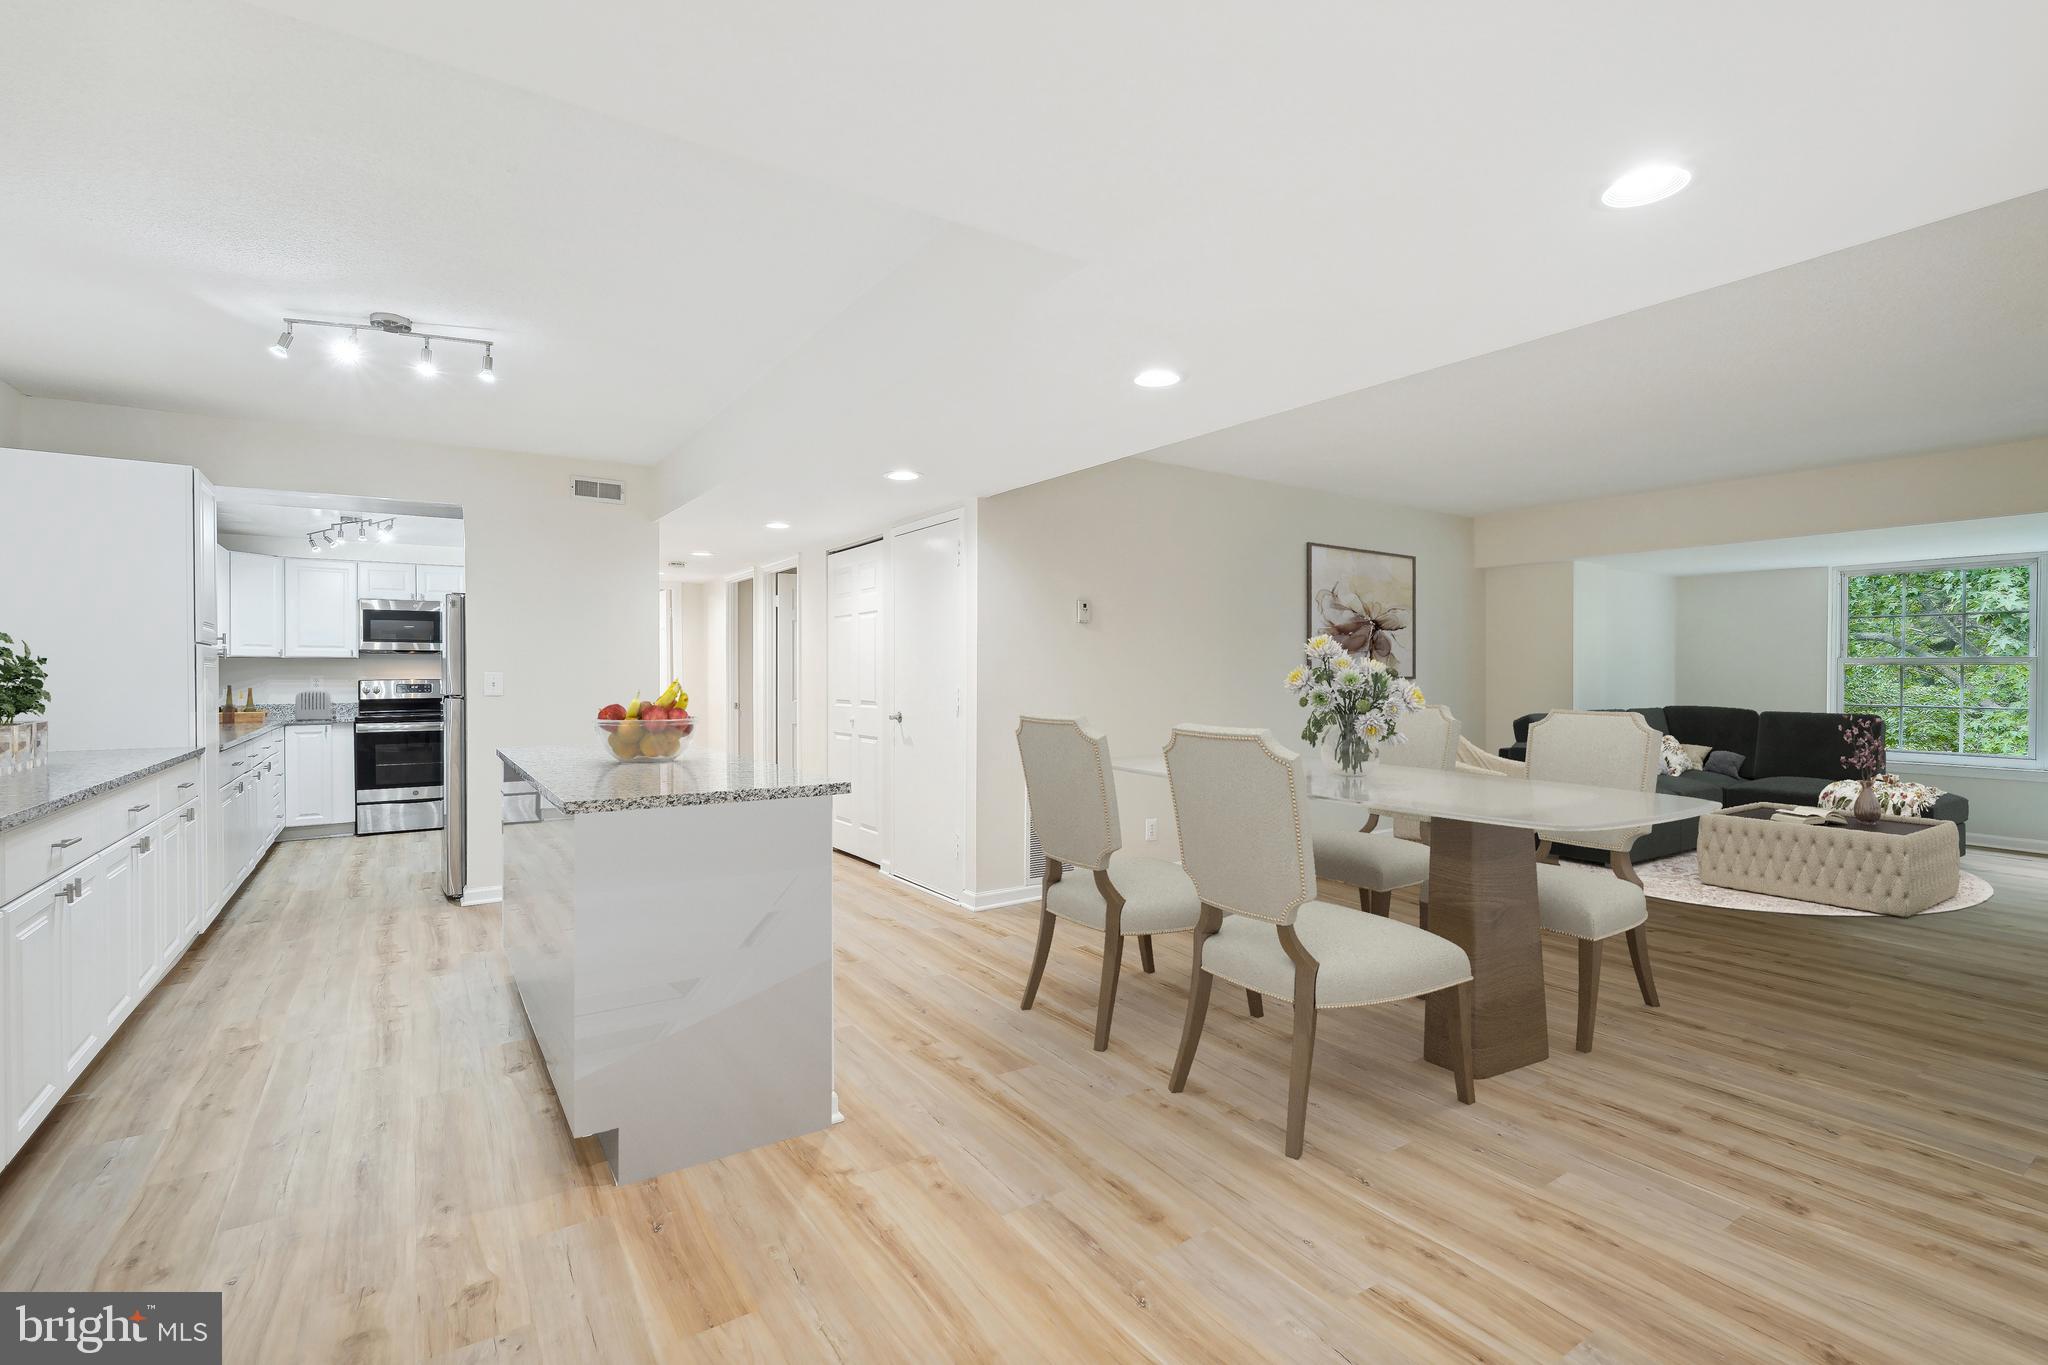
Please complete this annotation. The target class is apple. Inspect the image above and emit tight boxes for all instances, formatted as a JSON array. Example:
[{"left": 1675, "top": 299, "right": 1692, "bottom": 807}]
[
  {"left": 598, "top": 703, "right": 627, "bottom": 722},
  {"left": 641, "top": 704, "right": 670, "bottom": 732}
]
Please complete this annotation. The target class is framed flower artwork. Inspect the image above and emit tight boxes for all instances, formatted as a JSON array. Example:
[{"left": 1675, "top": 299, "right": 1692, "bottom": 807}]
[{"left": 1305, "top": 543, "right": 1416, "bottom": 676}]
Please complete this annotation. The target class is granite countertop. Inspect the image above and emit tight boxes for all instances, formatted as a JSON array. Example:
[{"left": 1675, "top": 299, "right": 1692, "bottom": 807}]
[
  {"left": 0, "top": 747, "right": 207, "bottom": 833},
  {"left": 497, "top": 746, "right": 849, "bottom": 814},
  {"left": 219, "top": 702, "right": 360, "bottom": 751}
]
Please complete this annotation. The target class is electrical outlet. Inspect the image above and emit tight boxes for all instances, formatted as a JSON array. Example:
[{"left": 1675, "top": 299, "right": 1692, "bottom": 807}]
[
  {"left": 1144, "top": 817, "right": 1158, "bottom": 841},
  {"left": 1075, "top": 596, "right": 1092, "bottom": 624},
  {"left": 483, "top": 671, "right": 505, "bottom": 697}
]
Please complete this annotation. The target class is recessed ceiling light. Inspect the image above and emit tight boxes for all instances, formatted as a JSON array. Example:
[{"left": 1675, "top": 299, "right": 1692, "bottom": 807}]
[
  {"left": 1133, "top": 367, "right": 1182, "bottom": 388},
  {"left": 765, "top": 521, "right": 790, "bottom": 530},
  {"left": 885, "top": 469, "right": 920, "bottom": 482},
  {"left": 690, "top": 550, "right": 713, "bottom": 557},
  {"left": 1601, "top": 163, "right": 1692, "bottom": 208}
]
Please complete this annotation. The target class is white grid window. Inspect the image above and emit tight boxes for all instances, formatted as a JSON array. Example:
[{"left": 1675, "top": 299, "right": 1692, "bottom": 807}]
[{"left": 1832, "top": 555, "right": 2040, "bottom": 765}]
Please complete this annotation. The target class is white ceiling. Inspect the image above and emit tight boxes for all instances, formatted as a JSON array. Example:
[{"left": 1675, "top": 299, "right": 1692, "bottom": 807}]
[
  {"left": 1589, "top": 513, "right": 2048, "bottom": 578},
  {"left": 1151, "top": 190, "right": 2048, "bottom": 513},
  {"left": 6, "top": 2, "right": 2048, "bottom": 574}
]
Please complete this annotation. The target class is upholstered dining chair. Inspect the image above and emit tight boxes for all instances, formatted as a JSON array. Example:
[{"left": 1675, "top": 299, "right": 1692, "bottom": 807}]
[
  {"left": 1163, "top": 725, "right": 1476, "bottom": 1158},
  {"left": 1309, "top": 704, "right": 1459, "bottom": 927},
  {"left": 1524, "top": 710, "right": 1663, "bottom": 1051},
  {"left": 1015, "top": 716, "right": 1205, "bottom": 1050}
]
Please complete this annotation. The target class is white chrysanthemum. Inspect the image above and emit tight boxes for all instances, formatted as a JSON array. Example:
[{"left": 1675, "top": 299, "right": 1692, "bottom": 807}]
[
  {"left": 1305, "top": 634, "right": 1333, "bottom": 657},
  {"left": 1360, "top": 716, "right": 1386, "bottom": 740},
  {"left": 1364, "top": 657, "right": 1389, "bottom": 675},
  {"left": 1306, "top": 686, "right": 1333, "bottom": 710},
  {"left": 1332, "top": 664, "right": 1364, "bottom": 690},
  {"left": 1283, "top": 666, "right": 1308, "bottom": 693},
  {"left": 1407, "top": 682, "right": 1426, "bottom": 708}
]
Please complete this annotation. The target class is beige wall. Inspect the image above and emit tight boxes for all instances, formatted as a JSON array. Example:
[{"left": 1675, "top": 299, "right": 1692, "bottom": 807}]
[
  {"left": 1475, "top": 436, "right": 2048, "bottom": 568},
  {"left": 1481, "top": 562, "right": 1574, "bottom": 750},
  {"left": 17, "top": 396, "right": 656, "bottom": 898},
  {"left": 974, "top": 457, "right": 1482, "bottom": 899},
  {"left": 1674, "top": 568, "right": 1832, "bottom": 711},
  {"left": 1572, "top": 562, "right": 1676, "bottom": 712}
]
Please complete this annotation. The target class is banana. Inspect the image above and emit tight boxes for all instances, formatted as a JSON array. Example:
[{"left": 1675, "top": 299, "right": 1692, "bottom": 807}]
[{"left": 625, "top": 692, "right": 643, "bottom": 719}]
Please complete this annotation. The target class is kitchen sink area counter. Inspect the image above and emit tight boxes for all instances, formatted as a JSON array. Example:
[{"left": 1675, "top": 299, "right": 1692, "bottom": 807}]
[
  {"left": 496, "top": 746, "right": 849, "bottom": 812},
  {"left": 498, "top": 744, "right": 849, "bottom": 1185},
  {"left": 0, "top": 747, "right": 205, "bottom": 833}
]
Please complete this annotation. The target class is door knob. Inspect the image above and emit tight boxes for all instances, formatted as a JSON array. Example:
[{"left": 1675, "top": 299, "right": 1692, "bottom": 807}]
[{"left": 888, "top": 711, "right": 904, "bottom": 723}]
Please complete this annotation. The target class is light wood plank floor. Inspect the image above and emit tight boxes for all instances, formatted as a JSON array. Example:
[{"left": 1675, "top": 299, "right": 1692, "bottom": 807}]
[{"left": 2, "top": 833, "right": 2045, "bottom": 1363}]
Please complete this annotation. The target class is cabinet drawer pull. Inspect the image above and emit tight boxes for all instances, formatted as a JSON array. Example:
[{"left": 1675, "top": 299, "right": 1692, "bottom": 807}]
[
  {"left": 129, "top": 803, "right": 151, "bottom": 813},
  {"left": 51, "top": 836, "right": 82, "bottom": 849},
  {"left": 183, "top": 808, "right": 197, "bottom": 823},
  {"left": 177, "top": 781, "right": 196, "bottom": 790}
]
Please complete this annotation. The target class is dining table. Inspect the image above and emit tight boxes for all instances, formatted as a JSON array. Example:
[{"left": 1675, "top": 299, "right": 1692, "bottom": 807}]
[{"left": 1110, "top": 756, "right": 1718, "bottom": 1078}]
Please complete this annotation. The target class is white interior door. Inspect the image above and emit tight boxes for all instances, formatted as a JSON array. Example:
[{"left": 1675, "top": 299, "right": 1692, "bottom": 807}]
[
  {"left": 887, "top": 517, "right": 964, "bottom": 899},
  {"left": 827, "top": 542, "right": 885, "bottom": 861},
  {"left": 773, "top": 569, "right": 800, "bottom": 766}
]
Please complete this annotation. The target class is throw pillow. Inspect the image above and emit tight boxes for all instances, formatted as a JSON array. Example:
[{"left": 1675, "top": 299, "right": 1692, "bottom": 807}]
[
  {"left": 1659, "top": 733, "right": 1693, "bottom": 776},
  {"left": 1818, "top": 773, "right": 1945, "bottom": 817},
  {"left": 1703, "top": 749, "right": 1745, "bottom": 778},
  {"left": 1680, "top": 742, "right": 1712, "bottom": 768}
]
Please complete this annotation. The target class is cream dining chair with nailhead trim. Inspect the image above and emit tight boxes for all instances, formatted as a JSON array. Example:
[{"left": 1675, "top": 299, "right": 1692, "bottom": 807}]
[
  {"left": 1524, "top": 710, "right": 1663, "bottom": 1052},
  {"left": 1162, "top": 725, "right": 1476, "bottom": 1158},
  {"left": 1015, "top": 716, "right": 1210, "bottom": 1051},
  {"left": 1309, "top": 704, "right": 1460, "bottom": 927}
]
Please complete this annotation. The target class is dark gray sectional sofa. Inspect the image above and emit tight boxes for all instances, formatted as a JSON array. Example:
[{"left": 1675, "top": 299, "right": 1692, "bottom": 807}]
[{"left": 1499, "top": 705, "right": 1970, "bottom": 862}]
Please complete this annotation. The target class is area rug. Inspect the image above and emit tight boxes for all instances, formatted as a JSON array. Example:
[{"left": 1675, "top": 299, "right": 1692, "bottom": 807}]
[{"left": 1638, "top": 851, "right": 1993, "bottom": 918}]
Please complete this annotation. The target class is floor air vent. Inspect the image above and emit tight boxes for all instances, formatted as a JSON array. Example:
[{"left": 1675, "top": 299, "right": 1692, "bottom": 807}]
[{"left": 570, "top": 477, "right": 625, "bottom": 503}]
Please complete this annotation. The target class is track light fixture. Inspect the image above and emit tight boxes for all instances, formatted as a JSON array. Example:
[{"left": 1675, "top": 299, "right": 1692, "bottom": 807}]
[
  {"left": 269, "top": 312, "right": 497, "bottom": 382},
  {"left": 305, "top": 515, "right": 396, "bottom": 552}
]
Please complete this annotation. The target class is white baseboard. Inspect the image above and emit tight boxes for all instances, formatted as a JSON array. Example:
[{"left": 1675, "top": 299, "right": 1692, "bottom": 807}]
[
  {"left": 1967, "top": 834, "right": 2048, "bottom": 856},
  {"left": 960, "top": 883, "right": 1039, "bottom": 911},
  {"left": 460, "top": 884, "right": 503, "bottom": 906}
]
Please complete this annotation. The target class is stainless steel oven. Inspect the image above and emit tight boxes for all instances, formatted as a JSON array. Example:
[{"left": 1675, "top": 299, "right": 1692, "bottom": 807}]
[
  {"left": 358, "top": 598, "right": 444, "bottom": 654},
  {"left": 355, "top": 678, "right": 445, "bottom": 834}
]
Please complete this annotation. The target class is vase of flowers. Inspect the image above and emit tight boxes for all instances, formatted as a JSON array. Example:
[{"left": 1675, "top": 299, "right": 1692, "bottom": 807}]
[
  {"left": 0, "top": 632, "right": 51, "bottom": 776},
  {"left": 1837, "top": 714, "right": 1885, "bottom": 826},
  {"left": 1285, "top": 634, "right": 1425, "bottom": 786}
]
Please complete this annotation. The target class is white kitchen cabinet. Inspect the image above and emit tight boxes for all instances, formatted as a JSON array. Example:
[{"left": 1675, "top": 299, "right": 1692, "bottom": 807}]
[
  {"left": 194, "top": 469, "right": 219, "bottom": 647},
  {"left": 157, "top": 799, "right": 199, "bottom": 973},
  {"left": 286, "top": 725, "right": 332, "bottom": 825},
  {"left": 357, "top": 562, "right": 417, "bottom": 598},
  {"left": 122, "top": 826, "right": 160, "bottom": 1002},
  {"left": 4, "top": 879, "right": 64, "bottom": 1159},
  {"left": 62, "top": 846, "right": 126, "bottom": 1079},
  {"left": 284, "top": 557, "right": 359, "bottom": 657},
  {"left": 415, "top": 564, "right": 465, "bottom": 598},
  {"left": 215, "top": 546, "right": 231, "bottom": 652},
  {"left": 228, "top": 551, "right": 286, "bottom": 657}
]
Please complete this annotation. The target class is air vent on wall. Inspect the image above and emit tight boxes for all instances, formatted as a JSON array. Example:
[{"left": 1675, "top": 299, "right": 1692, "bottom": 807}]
[{"left": 570, "top": 477, "right": 625, "bottom": 503}]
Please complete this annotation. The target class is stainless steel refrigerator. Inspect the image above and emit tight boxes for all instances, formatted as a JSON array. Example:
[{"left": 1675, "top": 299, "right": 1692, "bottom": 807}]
[{"left": 440, "top": 591, "right": 468, "bottom": 900}]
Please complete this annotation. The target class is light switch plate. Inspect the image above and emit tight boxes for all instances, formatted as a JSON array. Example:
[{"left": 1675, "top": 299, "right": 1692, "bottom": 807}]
[{"left": 483, "top": 671, "right": 505, "bottom": 697}]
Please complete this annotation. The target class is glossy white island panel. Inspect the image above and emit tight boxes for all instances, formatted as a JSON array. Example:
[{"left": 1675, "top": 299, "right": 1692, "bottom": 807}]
[{"left": 498, "top": 746, "right": 850, "bottom": 1184}]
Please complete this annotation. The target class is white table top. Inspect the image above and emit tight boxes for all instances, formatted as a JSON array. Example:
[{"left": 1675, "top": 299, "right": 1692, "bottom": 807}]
[{"left": 1111, "top": 756, "right": 1718, "bottom": 833}]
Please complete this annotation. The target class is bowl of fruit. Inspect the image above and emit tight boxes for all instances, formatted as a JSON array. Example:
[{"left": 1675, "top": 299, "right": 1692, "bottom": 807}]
[{"left": 597, "top": 680, "right": 695, "bottom": 763}]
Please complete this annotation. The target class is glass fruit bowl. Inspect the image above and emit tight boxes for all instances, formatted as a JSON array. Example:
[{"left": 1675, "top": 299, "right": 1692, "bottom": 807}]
[{"left": 596, "top": 718, "right": 695, "bottom": 764}]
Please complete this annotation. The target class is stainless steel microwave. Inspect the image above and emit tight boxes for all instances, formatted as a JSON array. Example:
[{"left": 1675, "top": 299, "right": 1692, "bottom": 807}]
[{"left": 358, "top": 598, "right": 444, "bottom": 653}]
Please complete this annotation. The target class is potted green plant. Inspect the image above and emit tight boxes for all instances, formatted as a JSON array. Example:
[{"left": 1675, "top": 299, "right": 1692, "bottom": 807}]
[{"left": 0, "top": 632, "right": 51, "bottom": 773}]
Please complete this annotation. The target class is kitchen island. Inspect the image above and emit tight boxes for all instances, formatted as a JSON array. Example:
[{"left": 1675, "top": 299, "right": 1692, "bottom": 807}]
[{"left": 497, "top": 745, "right": 850, "bottom": 1184}]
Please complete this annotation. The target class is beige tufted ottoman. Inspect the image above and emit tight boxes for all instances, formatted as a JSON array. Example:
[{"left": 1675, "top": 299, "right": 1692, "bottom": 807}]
[{"left": 1696, "top": 803, "right": 1961, "bottom": 916}]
